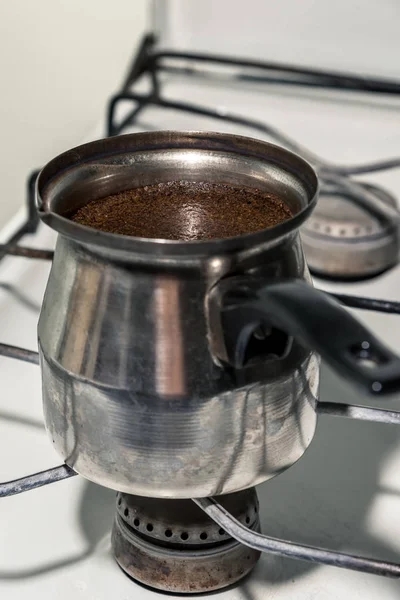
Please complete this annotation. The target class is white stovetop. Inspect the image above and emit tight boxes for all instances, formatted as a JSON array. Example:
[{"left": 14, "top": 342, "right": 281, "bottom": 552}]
[{"left": 0, "top": 75, "right": 400, "bottom": 599}]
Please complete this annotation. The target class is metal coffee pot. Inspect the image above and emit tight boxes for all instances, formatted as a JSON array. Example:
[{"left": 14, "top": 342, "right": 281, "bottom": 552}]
[{"left": 37, "top": 131, "right": 400, "bottom": 499}]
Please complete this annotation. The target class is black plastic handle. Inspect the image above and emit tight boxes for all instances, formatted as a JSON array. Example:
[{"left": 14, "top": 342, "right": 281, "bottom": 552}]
[{"left": 220, "top": 278, "right": 400, "bottom": 395}]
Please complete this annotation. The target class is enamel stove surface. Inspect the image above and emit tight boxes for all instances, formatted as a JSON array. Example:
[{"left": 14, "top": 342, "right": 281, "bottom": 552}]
[{"left": 1, "top": 35, "right": 400, "bottom": 600}]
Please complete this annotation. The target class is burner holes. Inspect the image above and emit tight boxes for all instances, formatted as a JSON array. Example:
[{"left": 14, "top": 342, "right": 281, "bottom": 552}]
[
  {"left": 245, "top": 515, "right": 250, "bottom": 524},
  {"left": 218, "top": 528, "right": 225, "bottom": 536},
  {"left": 246, "top": 555, "right": 251, "bottom": 560},
  {"left": 133, "top": 518, "right": 140, "bottom": 527},
  {"left": 146, "top": 523, "right": 154, "bottom": 532},
  {"left": 313, "top": 222, "right": 320, "bottom": 230},
  {"left": 180, "top": 532, "right": 189, "bottom": 541},
  {"left": 117, "top": 498, "right": 122, "bottom": 506},
  {"left": 354, "top": 227, "right": 360, "bottom": 235},
  {"left": 200, "top": 532, "right": 208, "bottom": 540},
  {"left": 254, "top": 505, "right": 258, "bottom": 514},
  {"left": 324, "top": 226, "right": 331, "bottom": 234},
  {"left": 339, "top": 229, "right": 346, "bottom": 236},
  {"left": 124, "top": 508, "right": 129, "bottom": 517},
  {"left": 165, "top": 529, "right": 173, "bottom": 538}
]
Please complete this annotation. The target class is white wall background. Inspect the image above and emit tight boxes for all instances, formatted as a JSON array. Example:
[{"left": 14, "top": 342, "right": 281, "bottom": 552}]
[{"left": 0, "top": 0, "right": 148, "bottom": 228}]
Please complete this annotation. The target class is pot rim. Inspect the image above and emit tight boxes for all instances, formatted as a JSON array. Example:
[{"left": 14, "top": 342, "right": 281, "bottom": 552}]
[{"left": 37, "top": 130, "right": 319, "bottom": 257}]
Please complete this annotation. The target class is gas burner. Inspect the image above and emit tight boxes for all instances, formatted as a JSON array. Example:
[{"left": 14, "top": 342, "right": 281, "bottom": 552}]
[
  {"left": 112, "top": 489, "right": 261, "bottom": 593},
  {"left": 302, "top": 183, "right": 399, "bottom": 279}
]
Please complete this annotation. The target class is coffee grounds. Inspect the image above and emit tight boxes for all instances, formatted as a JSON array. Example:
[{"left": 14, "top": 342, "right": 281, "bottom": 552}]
[{"left": 70, "top": 181, "right": 292, "bottom": 241}]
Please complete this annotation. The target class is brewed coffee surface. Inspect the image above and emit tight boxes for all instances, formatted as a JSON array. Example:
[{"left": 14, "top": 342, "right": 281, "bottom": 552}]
[{"left": 70, "top": 181, "right": 292, "bottom": 241}]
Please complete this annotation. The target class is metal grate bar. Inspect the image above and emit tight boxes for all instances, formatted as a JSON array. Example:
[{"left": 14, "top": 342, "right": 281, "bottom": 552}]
[
  {"left": 3, "top": 246, "right": 54, "bottom": 260},
  {"left": 0, "top": 343, "right": 39, "bottom": 365},
  {"left": 318, "top": 401, "right": 400, "bottom": 425},
  {"left": 329, "top": 293, "right": 400, "bottom": 314},
  {"left": 0, "top": 225, "right": 31, "bottom": 263},
  {"left": 152, "top": 50, "right": 400, "bottom": 95},
  {"left": 0, "top": 169, "right": 41, "bottom": 265},
  {"left": 194, "top": 496, "right": 400, "bottom": 578},
  {"left": 0, "top": 464, "right": 77, "bottom": 498}
]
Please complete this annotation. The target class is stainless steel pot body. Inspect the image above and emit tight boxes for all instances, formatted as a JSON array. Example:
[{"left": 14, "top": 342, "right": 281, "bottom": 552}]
[{"left": 37, "top": 131, "right": 320, "bottom": 498}]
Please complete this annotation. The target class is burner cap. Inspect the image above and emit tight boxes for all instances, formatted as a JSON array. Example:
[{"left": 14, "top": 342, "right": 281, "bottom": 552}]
[
  {"left": 112, "top": 489, "right": 261, "bottom": 594},
  {"left": 301, "top": 183, "right": 399, "bottom": 279}
]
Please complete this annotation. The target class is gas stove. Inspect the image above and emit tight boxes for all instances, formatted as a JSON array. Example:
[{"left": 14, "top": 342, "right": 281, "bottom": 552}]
[{"left": 1, "top": 2, "right": 400, "bottom": 597}]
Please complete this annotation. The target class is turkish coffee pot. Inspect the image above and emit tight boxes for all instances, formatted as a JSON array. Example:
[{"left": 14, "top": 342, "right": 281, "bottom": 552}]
[{"left": 37, "top": 131, "right": 400, "bottom": 498}]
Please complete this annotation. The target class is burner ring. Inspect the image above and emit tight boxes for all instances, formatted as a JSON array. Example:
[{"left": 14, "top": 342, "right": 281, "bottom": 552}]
[
  {"left": 112, "top": 489, "right": 261, "bottom": 593},
  {"left": 116, "top": 489, "right": 259, "bottom": 546},
  {"left": 302, "top": 182, "right": 399, "bottom": 279}
]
